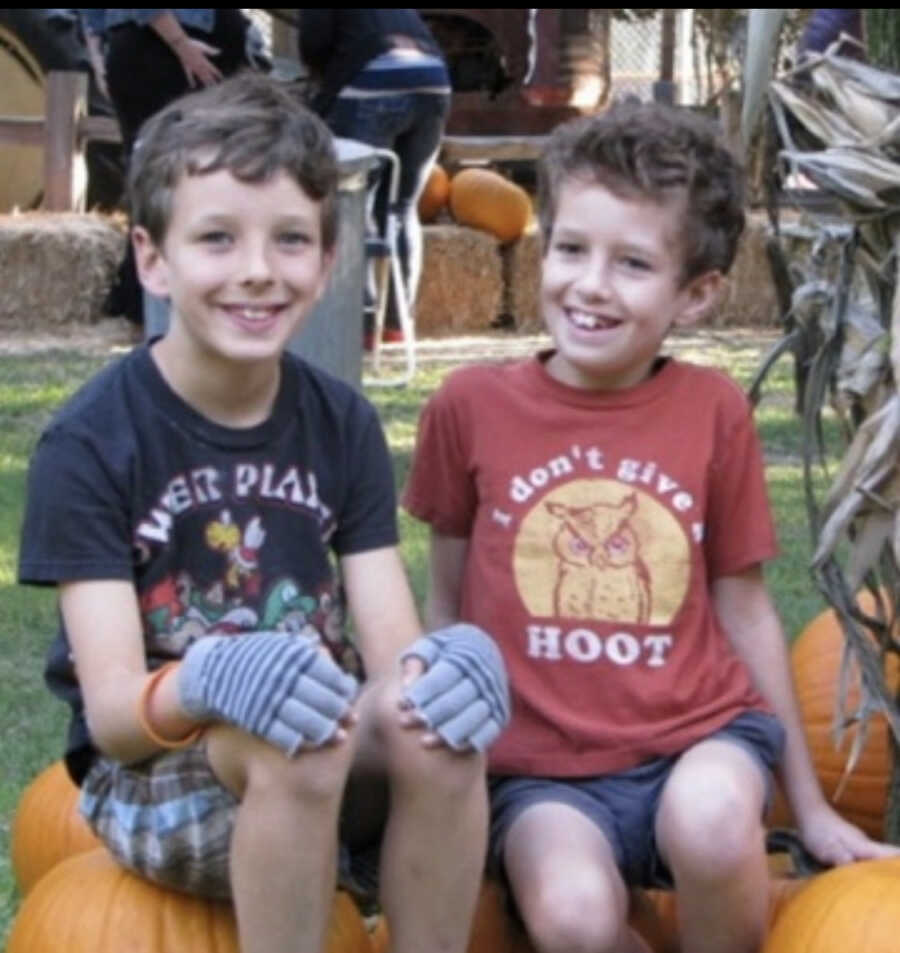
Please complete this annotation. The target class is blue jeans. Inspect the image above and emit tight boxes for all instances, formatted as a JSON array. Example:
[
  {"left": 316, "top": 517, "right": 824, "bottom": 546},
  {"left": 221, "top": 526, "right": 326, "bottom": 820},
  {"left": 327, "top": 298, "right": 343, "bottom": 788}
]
[{"left": 326, "top": 91, "right": 451, "bottom": 327}]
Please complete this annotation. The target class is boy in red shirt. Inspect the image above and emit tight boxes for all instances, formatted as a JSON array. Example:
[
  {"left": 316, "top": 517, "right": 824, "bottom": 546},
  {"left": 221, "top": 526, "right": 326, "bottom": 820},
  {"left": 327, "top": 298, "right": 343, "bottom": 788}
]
[{"left": 403, "top": 102, "right": 897, "bottom": 953}]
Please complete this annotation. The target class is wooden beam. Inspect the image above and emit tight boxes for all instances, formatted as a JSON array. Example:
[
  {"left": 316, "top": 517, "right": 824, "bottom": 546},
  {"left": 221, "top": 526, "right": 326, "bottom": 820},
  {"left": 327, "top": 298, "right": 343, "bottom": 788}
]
[
  {"left": 0, "top": 117, "right": 45, "bottom": 147},
  {"left": 43, "top": 71, "right": 87, "bottom": 212},
  {"left": 440, "top": 135, "right": 548, "bottom": 165}
]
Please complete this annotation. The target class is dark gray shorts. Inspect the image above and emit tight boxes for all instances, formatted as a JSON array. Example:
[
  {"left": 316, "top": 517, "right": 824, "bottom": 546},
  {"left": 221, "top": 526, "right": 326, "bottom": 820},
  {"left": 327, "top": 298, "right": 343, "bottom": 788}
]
[{"left": 489, "top": 710, "right": 785, "bottom": 889}]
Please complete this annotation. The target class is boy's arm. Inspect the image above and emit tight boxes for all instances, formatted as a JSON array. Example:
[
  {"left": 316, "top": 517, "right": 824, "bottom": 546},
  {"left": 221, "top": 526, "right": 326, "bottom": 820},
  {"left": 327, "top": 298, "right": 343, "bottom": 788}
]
[
  {"left": 60, "top": 580, "right": 199, "bottom": 763},
  {"left": 341, "top": 545, "right": 423, "bottom": 680},
  {"left": 713, "top": 566, "right": 900, "bottom": 863},
  {"left": 62, "top": 579, "right": 360, "bottom": 762},
  {"left": 424, "top": 530, "right": 469, "bottom": 630},
  {"left": 343, "top": 541, "right": 509, "bottom": 752}
]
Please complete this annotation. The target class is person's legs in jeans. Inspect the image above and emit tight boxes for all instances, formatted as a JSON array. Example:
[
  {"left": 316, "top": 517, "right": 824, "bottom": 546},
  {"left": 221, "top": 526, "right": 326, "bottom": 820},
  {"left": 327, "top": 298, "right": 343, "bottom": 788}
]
[
  {"left": 326, "top": 92, "right": 449, "bottom": 335},
  {"left": 390, "top": 91, "right": 450, "bottom": 322},
  {"left": 103, "top": 14, "right": 252, "bottom": 326}
]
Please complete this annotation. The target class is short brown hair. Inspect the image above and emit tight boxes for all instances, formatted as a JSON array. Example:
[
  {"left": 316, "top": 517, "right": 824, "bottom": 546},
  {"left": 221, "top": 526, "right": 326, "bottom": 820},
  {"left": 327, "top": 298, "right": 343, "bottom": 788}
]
[
  {"left": 128, "top": 72, "right": 339, "bottom": 250},
  {"left": 538, "top": 101, "right": 745, "bottom": 282}
]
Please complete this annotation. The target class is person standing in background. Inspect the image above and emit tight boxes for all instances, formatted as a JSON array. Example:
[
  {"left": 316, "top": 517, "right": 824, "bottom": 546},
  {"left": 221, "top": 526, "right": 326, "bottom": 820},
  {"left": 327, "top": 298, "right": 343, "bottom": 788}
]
[
  {"left": 298, "top": 9, "right": 451, "bottom": 349},
  {"left": 81, "top": 9, "right": 265, "bottom": 329}
]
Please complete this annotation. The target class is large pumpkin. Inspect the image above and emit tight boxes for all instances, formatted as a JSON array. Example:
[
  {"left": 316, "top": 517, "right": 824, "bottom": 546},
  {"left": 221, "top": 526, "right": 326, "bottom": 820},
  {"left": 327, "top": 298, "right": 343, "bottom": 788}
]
[
  {"left": 6, "top": 848, "right": 370, "bottom": 953},
  {"left": 418, "top": 163, "right": 450, "bottom": 223},
  {"left": 449, "top": 168, "right": 532, "bottom": 242},
  {"left": 768, "top": 590, "right": 898, "bottom": 838},
  {"left": 762, "top": 856, "right": 900, "bottom": 953},
  {"left": 10, "top": 760, "right": 102, "bottom": 894}
]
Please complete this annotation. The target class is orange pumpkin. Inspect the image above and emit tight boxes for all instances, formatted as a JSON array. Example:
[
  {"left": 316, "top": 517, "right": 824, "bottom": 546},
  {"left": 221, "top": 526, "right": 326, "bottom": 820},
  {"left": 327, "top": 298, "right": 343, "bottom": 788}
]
[
  {"left": 449, "top": 168, "right": 532, "bottom": 242},
  {"left": 762, "top": 856, "right": 900, "bottom": 953},
  {"left": 418, "top": 163, "right": 450, "bottom": 222},
  {"left": 6, "top": 848, "right": 370, "bottom": 953},
  {"left": 10, "top": 760, "right": 102, "bottom": 894},
  {"left": 769, "top": 590, "right": 898, "bottom": 838}
]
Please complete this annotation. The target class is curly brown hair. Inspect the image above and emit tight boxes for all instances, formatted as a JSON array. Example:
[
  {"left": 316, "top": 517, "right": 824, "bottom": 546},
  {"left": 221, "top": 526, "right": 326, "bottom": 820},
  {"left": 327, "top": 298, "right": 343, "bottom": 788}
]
[
  {"left": 538, "top": 101, "right": 745, "bottom": 283},
  {"left": 128, "top": 72, "right": 339, "bottom": 251}
]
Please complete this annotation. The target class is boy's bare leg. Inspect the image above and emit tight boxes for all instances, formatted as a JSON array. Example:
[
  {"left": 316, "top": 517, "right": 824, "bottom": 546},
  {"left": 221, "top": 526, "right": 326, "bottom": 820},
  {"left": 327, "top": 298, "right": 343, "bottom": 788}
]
[
  {"left": 504, "top": 802, "right": 653, "bottom": 953},
  {"left": 352, "top": 681, "right": 489, "bottom": 953},
  {"left": 208, "top": 727, "right": 355, "bottom": 953},
  {"left": 656, "top": 740, "right": 769, "bottom": 953}
]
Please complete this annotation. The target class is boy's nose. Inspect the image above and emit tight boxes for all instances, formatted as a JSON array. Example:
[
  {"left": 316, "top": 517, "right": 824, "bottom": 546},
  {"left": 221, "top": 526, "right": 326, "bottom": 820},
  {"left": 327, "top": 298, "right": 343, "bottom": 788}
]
[
  {"left": 573, "top": 262, "right": 611, "bottom": 300},
  {"left": 239, "top": 240, "right": 274, "bottom": 285}
]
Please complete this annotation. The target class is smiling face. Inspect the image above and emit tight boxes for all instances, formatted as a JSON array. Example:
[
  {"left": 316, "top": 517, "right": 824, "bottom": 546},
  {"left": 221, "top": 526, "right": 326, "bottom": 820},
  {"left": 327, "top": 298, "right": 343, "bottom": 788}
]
[
  {"left": 134, "top": 167, "right": 332, "bottom": 381},
  {"left": 541, "top": 176, "right": 721, "bottom": 392}
]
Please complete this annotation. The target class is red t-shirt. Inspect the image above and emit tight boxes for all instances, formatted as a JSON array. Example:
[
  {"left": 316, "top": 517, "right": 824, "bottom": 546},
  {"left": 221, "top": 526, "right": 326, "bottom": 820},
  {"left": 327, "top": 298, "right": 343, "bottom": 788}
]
[{"left": 403, "top": 354, "right": 777, "bottom": 777}]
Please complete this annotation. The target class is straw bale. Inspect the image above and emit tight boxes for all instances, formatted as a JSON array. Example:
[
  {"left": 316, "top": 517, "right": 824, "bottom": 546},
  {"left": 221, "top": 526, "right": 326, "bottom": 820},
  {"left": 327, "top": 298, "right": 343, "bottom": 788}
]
[
  {"left": 0, "top": 212, "right": 125, "bottom": 330},
  {"left": 708, "top": 212, "right": 779, "bottom": 328},
  {"left": 415, "top": 224, "right": 503, "bottom": 336},
  {"left": 505, "top": 230, "right": 542, "bottom": 332}
]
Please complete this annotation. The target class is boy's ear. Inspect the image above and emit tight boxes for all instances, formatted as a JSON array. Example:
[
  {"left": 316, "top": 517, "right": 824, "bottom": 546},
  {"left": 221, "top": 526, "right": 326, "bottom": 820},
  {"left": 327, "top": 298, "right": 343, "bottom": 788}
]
[
  {"left": 131, "top": 226, "right": 170, "bottom": 298},
  {"left": 674, "top": 270, "right": 724, "bottom": 328}
]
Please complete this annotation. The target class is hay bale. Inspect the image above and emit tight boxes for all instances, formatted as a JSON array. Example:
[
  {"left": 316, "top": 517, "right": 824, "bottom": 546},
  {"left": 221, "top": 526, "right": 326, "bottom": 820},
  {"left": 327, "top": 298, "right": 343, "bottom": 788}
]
[
  {"left": 415, "top": 224, "right": 503, "bottom": 336},
  {"left": 505, "top": 229, "right": 542, "bottom": 332},
  {"left": 710, "top": 212, "right": 779, "bottom": 328},
  {"left": 0, "top": 212, "right": 125, "bottom": 330}
]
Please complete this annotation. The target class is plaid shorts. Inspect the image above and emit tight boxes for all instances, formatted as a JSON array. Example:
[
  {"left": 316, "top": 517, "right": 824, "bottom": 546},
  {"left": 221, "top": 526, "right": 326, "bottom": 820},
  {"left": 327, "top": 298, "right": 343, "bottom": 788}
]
[
  {"left": 79, "top": 743, "right": 384, "bottom": 901},
  {"left": 79, "top": 743, "right": 238, "bottom": 898}
]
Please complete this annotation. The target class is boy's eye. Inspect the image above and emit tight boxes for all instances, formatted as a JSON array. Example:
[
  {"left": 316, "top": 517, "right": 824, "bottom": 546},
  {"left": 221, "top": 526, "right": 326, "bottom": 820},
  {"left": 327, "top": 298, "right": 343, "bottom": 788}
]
[
  {"left": 199, "top": 230, "right": 232, "bottom": 247},
  {"left": 553, "top": 240, "right": 583, "bottom": 255},
  {"left": 277, "top": 230, "right": 313, "bottom": 247},
  {"left": 621, "top": 255, "right": 652, "bottom": 271}
]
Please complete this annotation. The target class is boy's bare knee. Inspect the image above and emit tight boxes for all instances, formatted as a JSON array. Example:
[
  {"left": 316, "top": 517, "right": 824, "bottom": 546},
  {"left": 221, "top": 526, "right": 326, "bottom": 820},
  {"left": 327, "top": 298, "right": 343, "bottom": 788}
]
[
  {"left": 525, "top": 884, "right": 623, "bottom": 953},
  {"left": 658, "top": 767, "right": 764, "bottom": 876},
  {"left": 368, "top": 685, "right": 486, "bottom": 795},
  {"left": 207, "top": 723, "right": 353, "bottom": 805}
]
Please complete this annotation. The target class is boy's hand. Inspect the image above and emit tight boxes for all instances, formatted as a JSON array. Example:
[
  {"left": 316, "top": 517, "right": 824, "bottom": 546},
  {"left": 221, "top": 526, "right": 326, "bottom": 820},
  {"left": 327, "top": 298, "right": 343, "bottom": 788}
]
[
  {"left": 799, "top": 802, "right": 900, "bottom": 866},
  {"left": 178, "top": 632, "right": 359, "bottom": 755},
  {"left": 398, "top": 623, "right": 510, "bottom": 752}
]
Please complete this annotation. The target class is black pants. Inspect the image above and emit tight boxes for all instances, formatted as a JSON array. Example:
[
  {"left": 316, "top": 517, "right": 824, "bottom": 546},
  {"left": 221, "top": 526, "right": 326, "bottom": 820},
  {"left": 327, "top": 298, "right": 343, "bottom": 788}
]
[{"left": 103, "top": 11, "right": 253, "bottom": 324}]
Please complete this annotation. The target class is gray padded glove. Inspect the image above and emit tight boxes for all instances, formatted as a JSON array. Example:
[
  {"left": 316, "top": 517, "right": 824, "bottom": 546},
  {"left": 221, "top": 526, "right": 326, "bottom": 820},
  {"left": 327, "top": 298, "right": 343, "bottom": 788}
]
[
  {"left": 400, "top": 623, "right": 510, "bottom": 752},
  {"left": 178, "top": 631, "right": 359, "bottom": 755}
]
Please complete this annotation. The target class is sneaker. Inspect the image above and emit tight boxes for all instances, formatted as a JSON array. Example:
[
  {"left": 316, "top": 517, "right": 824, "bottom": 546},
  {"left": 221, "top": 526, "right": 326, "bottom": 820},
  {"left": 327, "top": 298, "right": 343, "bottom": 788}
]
[
  {"left": 363, "top": 327, "right": 404, "bottom": 352},
  {"left": 381, "top": 328, "right": 404, "bottom": 344}
]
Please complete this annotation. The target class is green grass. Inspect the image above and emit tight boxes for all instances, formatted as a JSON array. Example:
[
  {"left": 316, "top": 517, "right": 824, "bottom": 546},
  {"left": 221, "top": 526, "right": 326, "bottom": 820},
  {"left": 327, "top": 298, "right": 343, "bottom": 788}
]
[{"left": 0, "top": 330, "right": 839, "bottom": 941}]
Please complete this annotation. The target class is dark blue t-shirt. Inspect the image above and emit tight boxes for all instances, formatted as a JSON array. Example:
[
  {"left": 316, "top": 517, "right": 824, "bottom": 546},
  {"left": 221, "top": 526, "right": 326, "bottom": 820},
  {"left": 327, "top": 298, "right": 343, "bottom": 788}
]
[{"left": 19, "top": 345, "right": 397, "bottom": 782}]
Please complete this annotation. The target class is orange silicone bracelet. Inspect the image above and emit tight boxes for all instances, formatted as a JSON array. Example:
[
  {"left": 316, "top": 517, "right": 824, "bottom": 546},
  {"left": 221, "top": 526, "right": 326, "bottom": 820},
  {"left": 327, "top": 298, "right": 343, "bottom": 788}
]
[{"left": 137, "top": 662, "right": 205, "bottom": 749}]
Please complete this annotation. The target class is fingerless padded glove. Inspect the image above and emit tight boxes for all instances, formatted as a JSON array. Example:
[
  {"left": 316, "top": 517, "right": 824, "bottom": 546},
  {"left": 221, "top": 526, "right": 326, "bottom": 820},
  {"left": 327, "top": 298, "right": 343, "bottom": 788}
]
[
  {"left": 178, "top": 631, "right": 359, "bottom": 755},
  {"left": 400, "top": 623, "right": 510, "bottom": 752}
]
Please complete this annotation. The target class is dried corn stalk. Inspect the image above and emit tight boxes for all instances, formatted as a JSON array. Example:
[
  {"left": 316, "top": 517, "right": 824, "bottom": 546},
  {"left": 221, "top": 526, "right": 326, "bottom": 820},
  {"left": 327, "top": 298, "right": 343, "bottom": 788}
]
[{"left": 746, "top": 33, "right": 900, "bottom": 840}]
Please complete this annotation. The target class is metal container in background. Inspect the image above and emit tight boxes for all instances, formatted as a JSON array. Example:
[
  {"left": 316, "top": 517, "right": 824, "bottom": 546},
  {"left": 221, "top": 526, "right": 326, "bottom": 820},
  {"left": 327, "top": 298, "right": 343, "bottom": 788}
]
[{"left": 287, "top": 137, "right": 376, "bottom": 388}]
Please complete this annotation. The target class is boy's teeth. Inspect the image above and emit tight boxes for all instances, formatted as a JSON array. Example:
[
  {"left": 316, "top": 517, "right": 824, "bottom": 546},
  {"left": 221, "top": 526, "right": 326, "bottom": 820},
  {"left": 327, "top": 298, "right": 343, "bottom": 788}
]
[
  {"left": 570, "top": 309, "right": 616, "bottom": 330},
  {"left": 236, "top": 308, "right": 274, "bottom": 320}
]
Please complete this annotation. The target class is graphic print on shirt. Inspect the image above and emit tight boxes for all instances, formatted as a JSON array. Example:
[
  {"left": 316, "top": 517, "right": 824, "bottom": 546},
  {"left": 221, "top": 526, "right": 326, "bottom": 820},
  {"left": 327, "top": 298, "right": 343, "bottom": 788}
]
[
  {"left": 545, "top": 492, "right": 652, "bottom": 622},
  {"left": 205, "top": 509, "right": 266, "bottom": 598},
  {"left": 138, "top": 506, "right": 361, "bottom": 676},
  {"left": 511, "top": 477, "right": 691, "bottom": 629}
]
